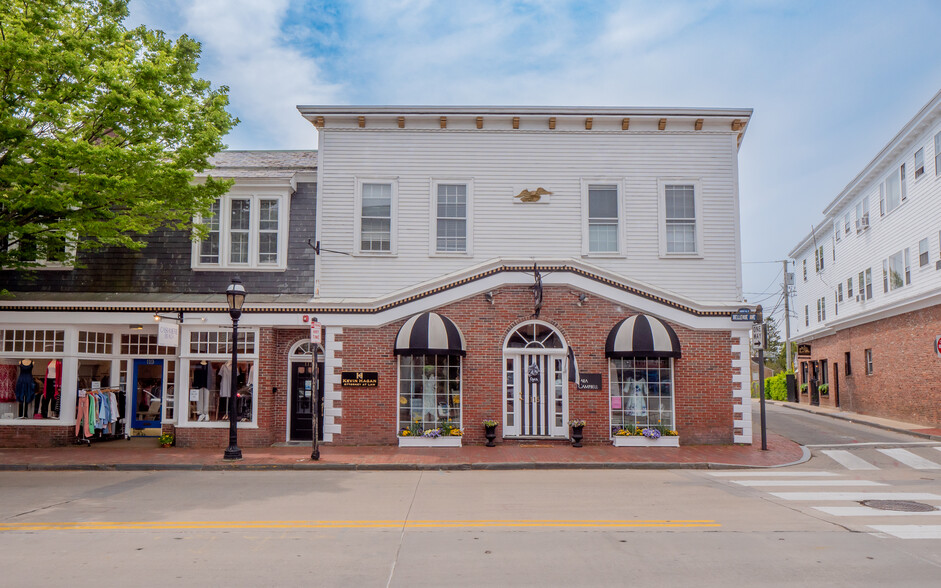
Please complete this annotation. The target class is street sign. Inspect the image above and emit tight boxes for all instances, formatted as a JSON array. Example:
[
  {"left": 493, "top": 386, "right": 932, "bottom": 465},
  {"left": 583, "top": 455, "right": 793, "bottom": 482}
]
[
  {"left": 936, "top": 336, "right": 941, "bottom": 357},
  {"left": 731, "top": 308, "right": 759, "bottom": 322},
  {"left": 310, "top": 321, "right": 322, "bottom": 345},
  {"left": 751, "top": 324, "right": 766, "bottom": 350}
]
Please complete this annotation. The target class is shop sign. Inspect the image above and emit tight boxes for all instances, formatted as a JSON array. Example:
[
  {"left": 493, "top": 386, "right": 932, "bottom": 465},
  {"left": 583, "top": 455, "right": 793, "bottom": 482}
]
[
  {"left": 797, "top": 344, "right": 812, "bottom": 356},
  {"left": 527, "top": 362, "right": 541, "bottom": 384},
  {"left": 341, "top": 371, "right": 378, "bottom": 387},
  {"left": 577, "top": 373, "right": 602, "bottom": 390},
  {"left": 157, "top": 321, "right": 179, "bottom": 347}
]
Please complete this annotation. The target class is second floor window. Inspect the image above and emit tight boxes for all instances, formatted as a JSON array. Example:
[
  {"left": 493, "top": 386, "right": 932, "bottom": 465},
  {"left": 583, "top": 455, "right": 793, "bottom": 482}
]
[
  {"left": 435, "top": 184, "right": 467, "bottom": 253},
  {"left": 588, "top": 184, "right": 619, "bottom": 253},
  {"left": 196, "top": 195, "right": 284, "bottom": 269},
  {"left": 360, "top": 182, "right": 393, "bottom": 252},
  {"left": 663, "top": 183, "right": 698, "bottom": 254},
  {"left": 883, "top": 248, "right": 911, "bottom": 291}
]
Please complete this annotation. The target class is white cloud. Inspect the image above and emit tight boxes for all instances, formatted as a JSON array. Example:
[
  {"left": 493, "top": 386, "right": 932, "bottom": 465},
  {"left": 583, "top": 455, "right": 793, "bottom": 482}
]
[{"left": 130, "top": 0, "right": 342, "bottom": 149}]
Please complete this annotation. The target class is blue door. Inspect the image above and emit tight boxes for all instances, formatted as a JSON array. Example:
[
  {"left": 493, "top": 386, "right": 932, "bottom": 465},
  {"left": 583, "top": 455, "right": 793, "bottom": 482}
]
[{"left": 132, "top": 359, "right": 164, "bottom": 430}]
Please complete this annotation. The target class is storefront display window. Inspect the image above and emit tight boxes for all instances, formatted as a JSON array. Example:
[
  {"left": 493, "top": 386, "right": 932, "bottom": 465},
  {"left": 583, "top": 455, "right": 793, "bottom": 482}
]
[
  {"left": 1, "top": 356, "right": 62, "bottom": 420},
  {"left": 398, "top": 354, "right": 461, "bottom": 435},
  {"left": 609, "top": 357, "right": 674, "bottom": 435},
  {"left": 185, "top": 360, "right": 254, "bottom": 423}
]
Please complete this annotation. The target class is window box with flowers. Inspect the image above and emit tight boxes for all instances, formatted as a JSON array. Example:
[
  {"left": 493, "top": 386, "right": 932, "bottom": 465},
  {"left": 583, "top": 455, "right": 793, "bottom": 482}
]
[
  {"left": 611, "top": 425, "right": 680, "bottom": 447},
  {"left": 397, "top": 419, "right": 463, "bottom": 447}
]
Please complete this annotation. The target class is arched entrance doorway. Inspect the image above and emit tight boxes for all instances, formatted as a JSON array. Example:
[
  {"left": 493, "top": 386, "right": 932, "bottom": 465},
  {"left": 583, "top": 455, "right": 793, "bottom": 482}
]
[
  {"left": 503, "top": 321, "right": 568, "bottom": 437},
  {"left": 288, "top": 341, "right": 323, "bottom": 441}
]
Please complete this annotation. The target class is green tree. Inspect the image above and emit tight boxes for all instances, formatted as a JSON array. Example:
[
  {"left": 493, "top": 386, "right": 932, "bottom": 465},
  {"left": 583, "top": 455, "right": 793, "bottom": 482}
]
[
  {"left": 763, "top": 316, "right": 782, "bottom": 367},
  {"left": 0, "top": 0, "right": 236, "bottom": 269}
]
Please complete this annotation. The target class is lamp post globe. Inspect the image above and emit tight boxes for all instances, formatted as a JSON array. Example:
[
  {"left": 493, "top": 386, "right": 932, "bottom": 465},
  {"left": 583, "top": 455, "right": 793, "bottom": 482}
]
[{"left": 223, "top": 277, "right": 245, "bottom": 460}]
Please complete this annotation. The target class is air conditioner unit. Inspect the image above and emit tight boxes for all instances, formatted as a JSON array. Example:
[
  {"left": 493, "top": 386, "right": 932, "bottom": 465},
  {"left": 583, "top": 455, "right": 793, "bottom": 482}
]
[{"left": 860, "top": 214, "right": 870, "bottom": 229}]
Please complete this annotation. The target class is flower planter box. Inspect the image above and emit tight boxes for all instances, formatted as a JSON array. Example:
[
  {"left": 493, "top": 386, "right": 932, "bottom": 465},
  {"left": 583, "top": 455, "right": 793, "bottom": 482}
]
[
  {"left": 398, "top": 436, "right": 462, "bottom": 447},
  {"left": 612, "top": 436, "right": 680, "bottom": 447}
]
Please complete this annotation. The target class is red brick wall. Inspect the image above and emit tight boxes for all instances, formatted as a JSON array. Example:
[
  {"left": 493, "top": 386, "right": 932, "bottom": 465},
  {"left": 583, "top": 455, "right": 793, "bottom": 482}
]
[
  {"left": 798, "top": 304, "right": 941, "bottom": 427},
  {"left": 0, "top": 425, "right": 75, "bottom": 447},
  {"left": 333, "top": 286, "right": 734, "bottom": 445},
  {"left": 173, "top": 327, "right": 309, "bottom": 448}
]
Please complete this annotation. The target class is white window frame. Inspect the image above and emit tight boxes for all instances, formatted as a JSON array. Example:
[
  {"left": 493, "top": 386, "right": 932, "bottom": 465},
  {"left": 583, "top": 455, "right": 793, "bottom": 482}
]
[
  {"left": 935, "top": 131, "right": 941, "bottom": 176},
  {"left": 919, "top": 237, "right": 929, "bottom": 267},
  {"left": 191, "top": 191, "right": 289, "bottom": 271},
  {"left": 879, "top": 166, "right": 905, "bottom": 217},
  {"left": 2, "top": 231, "right": 76, "bottom": 270},
  {"left": 581, "top": 178, "right": 625, "bottom": 256},
  {"left": 914, "top": 148, "right": 925, "bottom": 179},
  {"left": 178, "top": 326, "right": 260, "bottom": 429},
  {"left": 429, "top": 179, "right": 473, "bottom": 256},
  {"left": 855, "top": 197, "right": 869, "bottom": 232},
  {"left": 354, "top": 177, "right": 398, "bottom": 256},
  {"left": 658, "top": 178, "right": 703, "bottom": 258}
]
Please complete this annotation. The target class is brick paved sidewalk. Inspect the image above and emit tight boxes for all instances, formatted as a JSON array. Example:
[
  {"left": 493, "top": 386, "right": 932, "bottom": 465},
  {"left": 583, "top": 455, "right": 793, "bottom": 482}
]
[{"left": 0, "top": 428, "right": 805, "bottom": 471}]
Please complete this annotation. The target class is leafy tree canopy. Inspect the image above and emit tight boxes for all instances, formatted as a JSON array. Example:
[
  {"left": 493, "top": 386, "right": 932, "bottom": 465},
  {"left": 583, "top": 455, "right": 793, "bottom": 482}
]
[{"left": 0, "top": 0, "right": 236, "bottom": 269}]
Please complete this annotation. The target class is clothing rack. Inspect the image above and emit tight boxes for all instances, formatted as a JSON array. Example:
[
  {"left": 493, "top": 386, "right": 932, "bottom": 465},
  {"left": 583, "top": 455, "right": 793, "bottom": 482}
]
[{"left": 74, "top": 387, "right": 129, "bottom": 445}]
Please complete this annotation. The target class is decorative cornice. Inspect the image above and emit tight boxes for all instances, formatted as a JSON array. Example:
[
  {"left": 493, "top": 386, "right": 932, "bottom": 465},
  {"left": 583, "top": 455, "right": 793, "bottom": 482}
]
[{"left": 0, "top": 265, "right": 742, "bottom": 318}]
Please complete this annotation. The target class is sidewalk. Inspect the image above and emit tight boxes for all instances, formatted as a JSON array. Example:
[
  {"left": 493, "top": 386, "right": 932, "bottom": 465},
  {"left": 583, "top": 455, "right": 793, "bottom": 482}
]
[
  {"left": 768, "top": 400, "right": 941, "bottom": 441},
  {"left": 0, "top": 428, "right": 806, "bottom": 471}
]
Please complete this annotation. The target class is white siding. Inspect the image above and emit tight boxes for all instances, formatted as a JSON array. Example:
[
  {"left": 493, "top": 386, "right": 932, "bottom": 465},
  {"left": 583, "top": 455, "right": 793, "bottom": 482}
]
[
  {"left": 792, "top": 113, "right": 941, "bottom": 338},
  {"left": 317, "top": 129, "right": 744, "bottom": 303}
]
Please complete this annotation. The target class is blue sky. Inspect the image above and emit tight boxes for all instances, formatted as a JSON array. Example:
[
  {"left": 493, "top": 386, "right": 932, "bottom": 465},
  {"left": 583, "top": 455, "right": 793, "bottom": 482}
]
[{"left": 129, "top": 0, "right": 941, "bottom": 328}]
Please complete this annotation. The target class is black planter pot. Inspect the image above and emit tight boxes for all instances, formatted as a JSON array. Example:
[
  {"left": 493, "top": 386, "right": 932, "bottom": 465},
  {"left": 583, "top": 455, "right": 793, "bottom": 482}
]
[
  {"left": 484, "top": 425, "right": 497, "bottom": 447},
  {"left": 571, "top": 425, "right": 584, "bottom": 447}
]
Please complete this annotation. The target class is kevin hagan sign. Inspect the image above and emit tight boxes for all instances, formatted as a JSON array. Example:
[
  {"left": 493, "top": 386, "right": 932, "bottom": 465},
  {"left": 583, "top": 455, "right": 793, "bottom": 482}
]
[{"left": 341, "top": 372, "right": 379, "bottom": 387}]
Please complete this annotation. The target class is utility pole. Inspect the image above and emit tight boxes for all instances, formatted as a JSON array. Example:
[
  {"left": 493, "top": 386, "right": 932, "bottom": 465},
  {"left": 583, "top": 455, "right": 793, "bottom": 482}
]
[{"left": 782, "top": 259, "right": 792, "bottom": 372}]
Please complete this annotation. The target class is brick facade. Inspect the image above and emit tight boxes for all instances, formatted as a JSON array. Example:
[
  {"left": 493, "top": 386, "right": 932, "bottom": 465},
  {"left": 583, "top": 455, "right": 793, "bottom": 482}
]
[
  {"left": 797, "top": 304, "right": 941, "bottom": 427},
  {"left": 333, "top": 286, "right": 735, "bottom": 446}
]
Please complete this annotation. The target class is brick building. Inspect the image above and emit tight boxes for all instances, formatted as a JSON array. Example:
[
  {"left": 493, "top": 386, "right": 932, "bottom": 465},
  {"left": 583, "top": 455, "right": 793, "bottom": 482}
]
[
  {"left": 789, "top": 88, "right": 941, "bottom": 428},
  {"left": 1, "top": 105, "right": 759, "bottom": 449}
]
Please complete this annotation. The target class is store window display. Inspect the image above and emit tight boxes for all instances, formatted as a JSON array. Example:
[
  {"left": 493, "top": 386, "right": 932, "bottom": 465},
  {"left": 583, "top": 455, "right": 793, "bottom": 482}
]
[
  {"left": 398, "top": 355, "right": 461, "bottom": 435},
  {"left": 609, "top": 357, "right": 674, "bottom": 435},
  {"left": 186, "top": 360, "right": 254, "bottom": 422},
  {"left": 0, "top": 358, "right": 62, "bottom": 419}
]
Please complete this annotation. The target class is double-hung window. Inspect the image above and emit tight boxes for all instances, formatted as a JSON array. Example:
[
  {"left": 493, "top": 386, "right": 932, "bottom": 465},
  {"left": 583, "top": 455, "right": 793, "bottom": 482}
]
[
  {"left": 884, "top": 248, "right": 911, "bottom": 291},
  {"left": 855, "top": 197, "right": 869, "bottom": 232},
  {"left": 585, "top": 183, "right": 619, "bottom": 254},
  {"left": 880, "top": 165, "right": 904, "bottom": 216},
  {"left": 919, "top": 238, "right": 929, "bottom": 267},
  {"left": 915, "top": 148, "right": 925, "bottom": 179},
  {"left": 434, "top": 182, "right": 469, "bottom": 254},
  {"left": 194, "top": 193, "right": 286, "bottom": 269},
  {"left": 357, "top": 180, "right": 395, "bottom": 254},
  {"left": 659, "top": 181, "right": 701, "bottom": 256},
  {"left": 936, "top": 131, "right": 941, "bottom": 175},
  {"left": 858, "top": 268, "right": 872, "bottom": 300}
]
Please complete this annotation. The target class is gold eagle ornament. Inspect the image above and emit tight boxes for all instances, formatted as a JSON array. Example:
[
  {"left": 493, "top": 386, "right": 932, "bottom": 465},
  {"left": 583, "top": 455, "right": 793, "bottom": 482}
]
[{"left": 514, "top": 187, "right": 552, "bottom": 202}]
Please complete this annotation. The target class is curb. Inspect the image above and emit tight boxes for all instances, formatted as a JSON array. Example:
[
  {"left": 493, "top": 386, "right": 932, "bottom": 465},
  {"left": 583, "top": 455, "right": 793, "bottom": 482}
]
[
  {"left": 771, "top": 401, "right": 941, "bottom": 442},
  {"left": 0, "top": 455, "right": 809, "bottom": 472}
]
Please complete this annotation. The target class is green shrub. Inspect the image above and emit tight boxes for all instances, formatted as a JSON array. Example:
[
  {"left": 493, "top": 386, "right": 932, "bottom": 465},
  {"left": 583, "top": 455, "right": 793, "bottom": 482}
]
[{"left": 763, "top": 372, "right": 789, "bottom": 401}]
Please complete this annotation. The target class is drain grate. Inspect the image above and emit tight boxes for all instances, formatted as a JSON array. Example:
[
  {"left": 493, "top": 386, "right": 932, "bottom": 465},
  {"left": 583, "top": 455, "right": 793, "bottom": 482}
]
[{"left": 860, "top": 499, "right": 938, "bottom": 512}]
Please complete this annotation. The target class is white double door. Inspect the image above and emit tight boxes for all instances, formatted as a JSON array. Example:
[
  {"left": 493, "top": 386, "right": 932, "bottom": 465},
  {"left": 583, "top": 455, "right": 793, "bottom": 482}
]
[{"left": 503, "top": 352, "right": 567, "bottom": 437}]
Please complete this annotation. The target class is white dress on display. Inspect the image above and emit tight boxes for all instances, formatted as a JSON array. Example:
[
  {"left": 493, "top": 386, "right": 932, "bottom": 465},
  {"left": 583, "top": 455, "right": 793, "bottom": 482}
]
[{"left": 625, "top": 377, "right": 648, "bottom": 417}]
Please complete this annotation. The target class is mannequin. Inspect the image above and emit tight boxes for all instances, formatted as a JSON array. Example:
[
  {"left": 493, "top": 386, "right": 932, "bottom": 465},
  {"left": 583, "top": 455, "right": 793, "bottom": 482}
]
[
  {"left": 218, "top": 360, "right": 232, "bottom": 420},
  {"left": 192, "top": 361, "right": 210, "bottom": 421},
  {"left": 37, "top": 359, "right": 61, "bottom": 418},
  {"left": 15, "top": 359, "right": 36, "bottom": 419}
]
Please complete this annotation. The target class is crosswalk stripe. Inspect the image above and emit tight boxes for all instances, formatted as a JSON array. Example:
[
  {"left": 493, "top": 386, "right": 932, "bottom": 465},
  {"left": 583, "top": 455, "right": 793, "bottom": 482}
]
[
  {"left": 708, "top": 471, "right": 837, "bottom": 477},
  {"left": 868, "top": 525, "right": 941, "bottom": 539},
  {"left": 813, "top": 506, "right": 941, "bottom": 517},
  {"left": 768, "top": 492, "right": 941, "bottom": 501},
  {"left": 731, "top": 480, "right": 886, "bottom": 487},
  {"left": 820, "top": 449, "right": 879, "bottom": 470},
  {"left": 877, "top": 448, "right": 941, "bottom": 470}
]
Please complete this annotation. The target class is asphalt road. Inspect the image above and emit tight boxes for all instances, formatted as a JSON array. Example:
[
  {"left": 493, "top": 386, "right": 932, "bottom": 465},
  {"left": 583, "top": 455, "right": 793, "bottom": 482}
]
[
  {"left": 761, "top": 401, "right": 928, "bottom": 446},
  {"left": 1, "top": 406, "right": 939, "bottom": 587}
]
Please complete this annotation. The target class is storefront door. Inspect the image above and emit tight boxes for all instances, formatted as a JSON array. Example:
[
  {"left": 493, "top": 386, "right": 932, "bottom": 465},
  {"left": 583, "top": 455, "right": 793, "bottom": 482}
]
[
  {"left": 504, "top": 352, "right": 566, "bottom": 437},
  {"left": 131, "top": 358, "right": 163, "bottom": 430},
  {"left": 289, "top": 361, "right": 324, "bottom": 441}
]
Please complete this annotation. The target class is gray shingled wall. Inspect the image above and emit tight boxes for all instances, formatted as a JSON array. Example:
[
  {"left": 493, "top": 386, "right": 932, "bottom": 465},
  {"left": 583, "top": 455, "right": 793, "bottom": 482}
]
[{"left": 1, "top": 182, "right": 317, "bottom": 295}]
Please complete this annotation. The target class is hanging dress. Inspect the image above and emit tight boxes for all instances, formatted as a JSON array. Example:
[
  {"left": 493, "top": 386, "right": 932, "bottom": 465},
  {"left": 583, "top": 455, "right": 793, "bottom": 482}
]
[
  {"left": 15, "top": 362, "right": 36, "bottom": 404},
  {"left": 625, "top": 377, "right": 648, "bottom": 417}
]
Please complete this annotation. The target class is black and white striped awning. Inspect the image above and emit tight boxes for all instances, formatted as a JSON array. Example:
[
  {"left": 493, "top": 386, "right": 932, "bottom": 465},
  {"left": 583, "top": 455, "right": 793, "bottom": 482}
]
[
  {"left": 394, "top": 312, "right": 467, "bottom": 356},
  {"left": 605, "top": 314, "right": 681, "bottom": 359}
]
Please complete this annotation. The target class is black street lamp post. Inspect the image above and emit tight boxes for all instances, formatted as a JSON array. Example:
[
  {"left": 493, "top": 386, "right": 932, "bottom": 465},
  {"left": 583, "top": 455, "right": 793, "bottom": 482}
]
[{"left": 223, "top": 277, "right": 246, "bottom": 460}]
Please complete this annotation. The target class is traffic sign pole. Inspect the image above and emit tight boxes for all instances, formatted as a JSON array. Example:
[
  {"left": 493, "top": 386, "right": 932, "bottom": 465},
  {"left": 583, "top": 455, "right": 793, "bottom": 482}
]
[{"left": 755, "top": 305, "right": 767, "bottom": 451}]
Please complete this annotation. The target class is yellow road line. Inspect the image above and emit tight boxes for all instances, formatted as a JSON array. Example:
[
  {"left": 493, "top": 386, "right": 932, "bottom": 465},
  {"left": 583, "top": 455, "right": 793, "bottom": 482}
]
[{"left": 0, "top": 519, "right": 720, "bottom": 532}]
